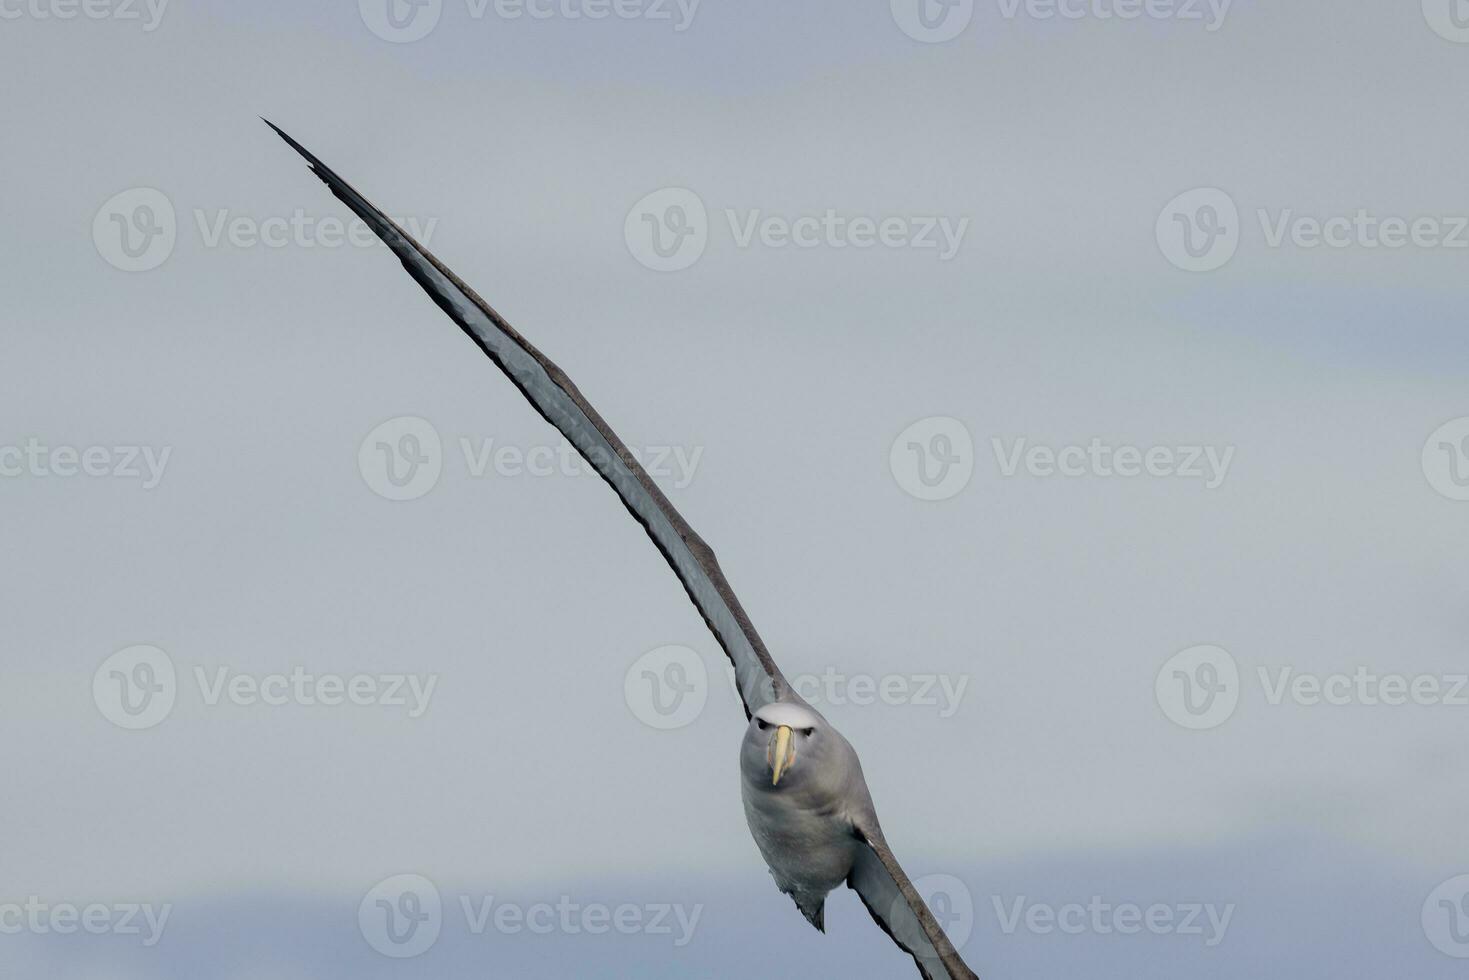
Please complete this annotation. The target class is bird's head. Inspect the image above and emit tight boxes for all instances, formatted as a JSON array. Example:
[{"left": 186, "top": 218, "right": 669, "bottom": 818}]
[{"left": 744, "top": 701, "right": 826, "bottom": 789}]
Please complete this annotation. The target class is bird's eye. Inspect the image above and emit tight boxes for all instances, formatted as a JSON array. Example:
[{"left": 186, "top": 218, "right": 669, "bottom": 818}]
[
  {"left": 756, "top": 720, "right": 767, "bottom": 731},
  {"left": 801, "top": 727, "right": 814, "bottom": 737}
]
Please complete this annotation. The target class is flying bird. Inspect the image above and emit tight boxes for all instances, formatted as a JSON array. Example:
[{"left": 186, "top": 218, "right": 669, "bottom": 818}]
[{"left": 266, "top": 120, "right": 979, "bottom": 980}]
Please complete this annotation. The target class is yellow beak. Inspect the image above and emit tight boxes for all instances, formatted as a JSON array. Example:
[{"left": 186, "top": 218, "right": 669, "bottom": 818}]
[{"left": 770, "top": 725, "right": 794, "bottom": 785}]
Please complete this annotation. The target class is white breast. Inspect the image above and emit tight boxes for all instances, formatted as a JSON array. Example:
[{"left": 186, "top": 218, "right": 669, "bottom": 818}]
[{"left": 742, "top": 782, "right": 860, "bottom": 896}]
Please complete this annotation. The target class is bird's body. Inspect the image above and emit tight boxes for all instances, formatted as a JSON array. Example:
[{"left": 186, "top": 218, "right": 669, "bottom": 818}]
[
  {"left": 743, "top": 785, "right": 859, "bottom": 927},
  {"left": 267, "top": 119, "right": 979, "bottom": 980},
  {"left": 740, "top": 702, "right": 866, "bottom": 930}
]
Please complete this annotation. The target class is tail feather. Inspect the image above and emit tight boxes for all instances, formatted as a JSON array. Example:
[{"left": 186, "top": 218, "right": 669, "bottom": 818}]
[{"left": 792, "top": 893, "right": 826, "bottom": 933}]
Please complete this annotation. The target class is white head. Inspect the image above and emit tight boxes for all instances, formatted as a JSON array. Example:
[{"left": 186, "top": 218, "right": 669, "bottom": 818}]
[{"left": 742, "top": 701, "right": 826, "bottom": 788}]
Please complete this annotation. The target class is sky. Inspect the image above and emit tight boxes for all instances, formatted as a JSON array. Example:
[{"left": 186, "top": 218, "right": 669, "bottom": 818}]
[{"left": 3, "top": 0, "right": 1469, "bottom": 977}]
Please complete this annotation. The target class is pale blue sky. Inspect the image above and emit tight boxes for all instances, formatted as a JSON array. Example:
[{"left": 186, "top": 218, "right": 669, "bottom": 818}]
[{"left": 3, "top": 1, "right": 1467, "bottom": 976}]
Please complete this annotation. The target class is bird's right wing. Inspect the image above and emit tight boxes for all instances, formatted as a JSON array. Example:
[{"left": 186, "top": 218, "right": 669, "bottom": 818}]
[
  {"left": 264, "top": 120, "right": 791, "bottom": 717},
  {"left": 848, "top": 821, "right": 979, "bottom": 980}
]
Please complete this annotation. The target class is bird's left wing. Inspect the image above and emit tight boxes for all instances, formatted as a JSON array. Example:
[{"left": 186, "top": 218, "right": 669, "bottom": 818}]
[
  {"left": 264, "top": 120, "right": 789, "bottom": 717},
  {"left": 848, "top": 819, "right": 979, "bottom": 980}
]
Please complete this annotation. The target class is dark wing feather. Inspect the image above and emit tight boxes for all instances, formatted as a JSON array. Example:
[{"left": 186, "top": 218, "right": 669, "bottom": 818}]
[
  {"left": 848, "top": 820, "right": 979, "bottom": 980},
  {"left": 264, "top": 120, "right": 788, "bottom": 717}
]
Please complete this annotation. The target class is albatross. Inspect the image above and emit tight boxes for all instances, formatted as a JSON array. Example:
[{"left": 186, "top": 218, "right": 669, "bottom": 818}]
[{"left": 265, "top": 120, "right": 979, "bottom": 980}]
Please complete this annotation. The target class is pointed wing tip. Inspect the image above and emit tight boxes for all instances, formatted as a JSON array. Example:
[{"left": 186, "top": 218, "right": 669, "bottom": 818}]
[
  {"left": 260, "top": 117, "right": 326, "bottom": 173},
  {"left": 259, "top": 116, "right": 289, "bottom": 142}
]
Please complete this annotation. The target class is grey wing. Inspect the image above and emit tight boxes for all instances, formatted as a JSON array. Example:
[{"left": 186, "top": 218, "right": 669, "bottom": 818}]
[
  {"left": 264, "top": 120, "right": 789, "bottom": 718},
  {"left": 848, "top": 820, "right": 979, "bottom": 980}
]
